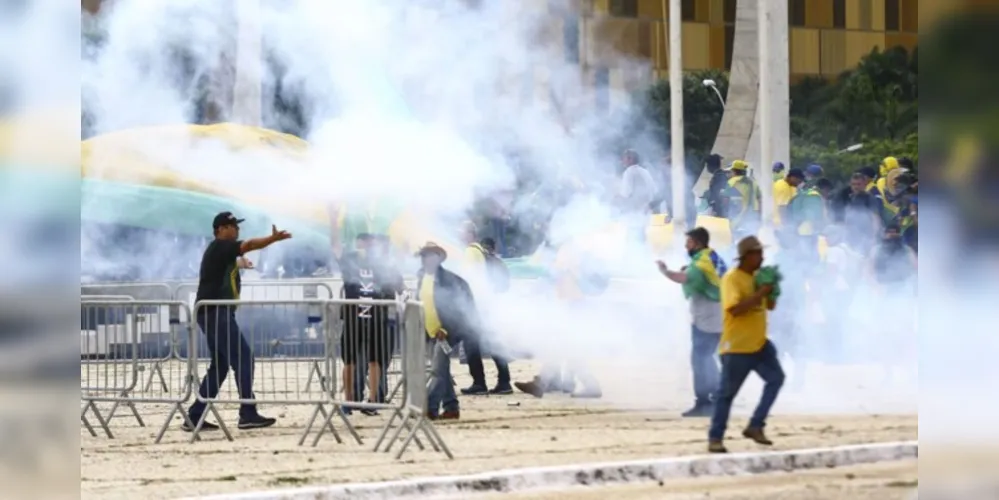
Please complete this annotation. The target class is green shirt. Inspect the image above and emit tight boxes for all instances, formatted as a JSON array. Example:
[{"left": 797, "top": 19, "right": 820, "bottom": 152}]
[{"left": 787, "top": 188, "right": 826, "bottom": 236}]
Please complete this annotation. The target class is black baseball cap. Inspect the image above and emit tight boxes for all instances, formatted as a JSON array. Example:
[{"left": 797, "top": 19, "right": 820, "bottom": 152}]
[
  {"left": 705, "top": 153, "right": 723, "bottom": 167},
  {"left": 212, "top": 211, "right": 245, "bottom": 229},
  {"left": 786, "top": 168, "right": 805, "bottom": 180}
]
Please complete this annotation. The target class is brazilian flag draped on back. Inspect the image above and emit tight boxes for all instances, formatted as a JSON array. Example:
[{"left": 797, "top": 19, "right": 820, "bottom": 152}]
[{"left": 682, "top": 248, "right": 728, "bottom": 301}]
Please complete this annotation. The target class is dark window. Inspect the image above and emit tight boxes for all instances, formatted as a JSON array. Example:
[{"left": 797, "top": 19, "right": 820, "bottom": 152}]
[
  {"left": 724, "top": 25, "right": 735, "bottom": 69},
  {"left": 833, "top": 0, "right": 846, "bottom": 28},
  {"left": 723, "top": 0, "right": 736, "bottom": 24},
  {"left": 885, "top": 0, "right": 900, "bottom": 31},
  {"left": 789, "top": 0, "right": 805, "bottom": 27},
  {"left": 563, "top": 15, "right": 580, "bottom": 64},
  {"left": 609, "top": 0, "right": 638, "bottom": 17},
  {"left": 681, "top": 0, "right": 696, "bottom": 21},
  {"left": 595, "top": 68, "right": 610, "bottom": 113}
]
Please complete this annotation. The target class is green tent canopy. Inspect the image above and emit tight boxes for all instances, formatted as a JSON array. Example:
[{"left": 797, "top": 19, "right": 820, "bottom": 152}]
[{"left": 79, "top": 178, "right": 552, "bottom": 278}]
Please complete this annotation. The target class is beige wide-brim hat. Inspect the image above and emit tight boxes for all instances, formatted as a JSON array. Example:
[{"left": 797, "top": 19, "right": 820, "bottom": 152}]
[
  {"left": 736, "top": 235, "right": 766, "bottom": 259},
  {"left": 415, "top": 241, "right": 448, "bottom": 261}
]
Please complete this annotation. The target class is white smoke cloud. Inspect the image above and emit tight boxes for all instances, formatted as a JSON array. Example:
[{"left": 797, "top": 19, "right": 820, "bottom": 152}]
[{"left": 76, "top": 0, "right": 924, "bottom": 420}]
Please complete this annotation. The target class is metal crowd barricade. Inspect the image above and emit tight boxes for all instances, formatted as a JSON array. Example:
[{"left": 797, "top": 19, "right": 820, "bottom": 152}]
[
  {"left": 368, "top": 298, "right": 452, "bottom": 459},
  {"left": 175, "top": 280, "right": 338, "bottom": 394},
  {"left": 187, "top": 297, "right": 450, "bottom": 458},
  {"left": 188, "top": 299, "right": 352, "bottom": 445},
  {"left": 315, "top": 297, "right": 450, "bottom": 459},
  {"left": 80, "top": 300, "right": 195, "bottom": 443},
  {"left": 82, "top": 282, "right": 180, "bottom": 397}
]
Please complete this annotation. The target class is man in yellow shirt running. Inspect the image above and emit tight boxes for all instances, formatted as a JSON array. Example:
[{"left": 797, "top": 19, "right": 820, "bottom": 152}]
[{"left": 708, "top": 236, "right": 786, "bottom": 453}]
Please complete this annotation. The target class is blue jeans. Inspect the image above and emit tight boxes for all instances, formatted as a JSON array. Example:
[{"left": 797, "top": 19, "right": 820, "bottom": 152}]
[
  {"left": 691, "top": 326, "right": 721, "bottom": 405},
  {"left": 709, "top": 340, "right": 785, "bottom": 440},
  {"left": 427, "top": 338, "right": 459, "bottom": 416}
]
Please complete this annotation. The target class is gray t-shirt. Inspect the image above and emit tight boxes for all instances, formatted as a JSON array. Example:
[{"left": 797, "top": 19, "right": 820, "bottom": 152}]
[{"left": 690, "top": 293, "right": 722, "bottom": 334}]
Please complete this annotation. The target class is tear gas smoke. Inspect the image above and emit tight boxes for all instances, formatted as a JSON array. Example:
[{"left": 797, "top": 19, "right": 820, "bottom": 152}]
[{"left": 81, "top": 0, "right": 917, "bottom": 416}]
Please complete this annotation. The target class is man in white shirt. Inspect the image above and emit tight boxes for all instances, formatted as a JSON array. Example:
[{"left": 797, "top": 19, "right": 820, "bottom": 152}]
[{"left": 618, "top": 149, "right": 656, "bottom": 244}]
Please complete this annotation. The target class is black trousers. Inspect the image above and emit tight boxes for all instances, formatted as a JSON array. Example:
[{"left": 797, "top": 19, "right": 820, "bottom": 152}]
[
  {"left": 463, "top": 334, "right": 510, "bottom": 388},
  {"left": 189, "top": 306, "right": 258, "bottom": 420}
]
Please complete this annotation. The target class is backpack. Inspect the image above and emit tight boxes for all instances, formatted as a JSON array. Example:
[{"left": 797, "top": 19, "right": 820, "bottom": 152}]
[{"left": 483, "top": 252, "right": 510, "bottom": 293}]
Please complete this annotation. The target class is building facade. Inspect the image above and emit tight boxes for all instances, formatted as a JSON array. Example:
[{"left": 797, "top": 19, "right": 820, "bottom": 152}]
[{"left": 579, "top": 0, "right": 924, "bottom": 77}]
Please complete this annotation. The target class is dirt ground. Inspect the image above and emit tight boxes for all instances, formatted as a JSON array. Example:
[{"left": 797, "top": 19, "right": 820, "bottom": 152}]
[{"left": 81, "top": 358, "right": 917, "bottom": 500}]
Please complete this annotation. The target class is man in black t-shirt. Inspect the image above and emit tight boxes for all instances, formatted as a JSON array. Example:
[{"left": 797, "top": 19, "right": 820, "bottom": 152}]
[{"left": 185, "top": 212, "right": 292, "bottom": 432}]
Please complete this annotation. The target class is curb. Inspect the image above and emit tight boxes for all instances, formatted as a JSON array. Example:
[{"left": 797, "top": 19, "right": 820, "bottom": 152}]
[{"left": 189, "top": 441, "right": 917, "bottom": 500}]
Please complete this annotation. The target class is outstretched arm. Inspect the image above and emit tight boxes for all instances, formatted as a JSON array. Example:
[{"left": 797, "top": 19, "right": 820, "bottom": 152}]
[{"left": 239, "top": 225, "right": 292, "bottom": 254}]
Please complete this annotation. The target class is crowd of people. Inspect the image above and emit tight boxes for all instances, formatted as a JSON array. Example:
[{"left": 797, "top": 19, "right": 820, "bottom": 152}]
[{"left": 182, "top": 146, "right": 917, "bottom": 452}]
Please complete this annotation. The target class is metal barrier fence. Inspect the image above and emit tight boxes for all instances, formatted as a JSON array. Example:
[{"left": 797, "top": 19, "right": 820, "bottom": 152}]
[
  {"left": 80, "top": 299, "right": 195, "bottom": 443},
  {"left": 80, "top": 291, "right": 449, "bottom": 459}
]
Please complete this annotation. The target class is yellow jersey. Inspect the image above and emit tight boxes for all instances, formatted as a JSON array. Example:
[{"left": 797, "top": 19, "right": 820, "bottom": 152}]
[
  {"left": 719, "top": 268, "right": 768, "bottom": 354},
  {"left": 772, "top": 178, "right": 796, "bottom": 225},
  {"left": 464, "top": 244, "right": 486, "bottom": 265},
  {"left": 419, "top": 274, "right": 442, "bottom": 338}
]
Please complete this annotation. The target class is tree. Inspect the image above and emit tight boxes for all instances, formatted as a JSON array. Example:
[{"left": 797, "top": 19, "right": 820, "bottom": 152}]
[
  {"left": 637, "top": 46, "right": 918, "bottom": 182},
  {"left": 637, "top": 68, "right": 729, "bottom": 165}
]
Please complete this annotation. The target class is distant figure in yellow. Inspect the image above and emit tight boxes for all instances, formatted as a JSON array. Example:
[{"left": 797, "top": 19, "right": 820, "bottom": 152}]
[
  {"left": 722, "top": 160, "right": 761, "bottom": 240},
  {"left": 771, "top": 162, "right": 796, "bottom": 226}
]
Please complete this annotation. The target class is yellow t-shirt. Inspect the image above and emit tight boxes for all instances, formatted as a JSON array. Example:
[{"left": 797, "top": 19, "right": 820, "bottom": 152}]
[
  {"left": 464, "top": 244, "right": 486, "bottom": 265},
  {"left": 719, "top": 268, "right": 768, "bottom": 354},
  {"left": 419, "top": 274, "right": 442, "bottom": 338},
  {"left": 772, "top": 178, "right": 796, "bottom": 225}
]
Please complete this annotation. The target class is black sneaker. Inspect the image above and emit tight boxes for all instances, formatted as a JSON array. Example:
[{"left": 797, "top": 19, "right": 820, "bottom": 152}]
[
  {"left": 181, "top": 420, "right": 219, "bottom": 432},
  {"left": 237, "top": 415, "right": 277, "bottom": 430},
  {"left": 360, "top": 407, "right": 380, "bottom": 416},
  {"left": 489, "top": 384, "right": 514, "bottom": 395},
  {"left": 460, "top": 384, "right": 489, "bottom": 396}
]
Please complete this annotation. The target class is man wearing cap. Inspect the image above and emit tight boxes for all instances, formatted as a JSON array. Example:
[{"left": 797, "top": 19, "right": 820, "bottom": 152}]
[
  {"left": 709, "top": 236, "right": 785, "bottom": 453},
  {"left": 656, "top": 227, "right": 727, "bottom": 417},
  {"left": 417, "top": 242, "right": 481, "bottom": 420},
  {"left": 722, "top": 160, "right": 761, "bottom": 240},
  {"left": 771, "top": 162, "right": 795, "bottom": 227},
  {"left": 185, "top": 212, "right": 292, "bottom": 432},
  {"left": 803, "top": 164, "right": 824, "bottom": 190}
]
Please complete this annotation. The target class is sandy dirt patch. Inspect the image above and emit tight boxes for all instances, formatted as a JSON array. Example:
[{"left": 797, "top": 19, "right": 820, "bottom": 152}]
[{"left": 81, "top": 359, "right": 917, "bottom": 500}]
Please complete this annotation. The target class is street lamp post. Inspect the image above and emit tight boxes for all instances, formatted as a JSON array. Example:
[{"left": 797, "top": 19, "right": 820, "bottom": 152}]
[
  {"left": 661, "top": 0, "right": 685, "bottom": 228},
  {"left": 702, "top": 79, "right": 726, "bottom": 108},
  {"left": 837, "top": 143, "right": 865, "bottom": 154}
]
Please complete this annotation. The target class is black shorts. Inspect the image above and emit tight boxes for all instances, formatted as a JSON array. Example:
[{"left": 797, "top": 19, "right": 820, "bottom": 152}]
[{"left": 340, "top": 316, "right": 393, "bottom": 365}]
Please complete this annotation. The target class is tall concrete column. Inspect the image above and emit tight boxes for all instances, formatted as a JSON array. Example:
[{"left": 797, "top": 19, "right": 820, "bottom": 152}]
[
  {"left": 694, "top": 0, "right": 759, "bottom": 198},
  {"left": 695, "top": 0, "right": 789, "bottom": 220},
  {"left": 667, "top": 0, "right": 685, "bottom": 227},
  {"left": 769, "top": 0, "right": 790, "bottom": 174},
  {"left": 231, "top": 0, "right": 263, "bottom": 127},
  {"left": 756, "top": 0, "right": 790, "bottom": 226}
]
